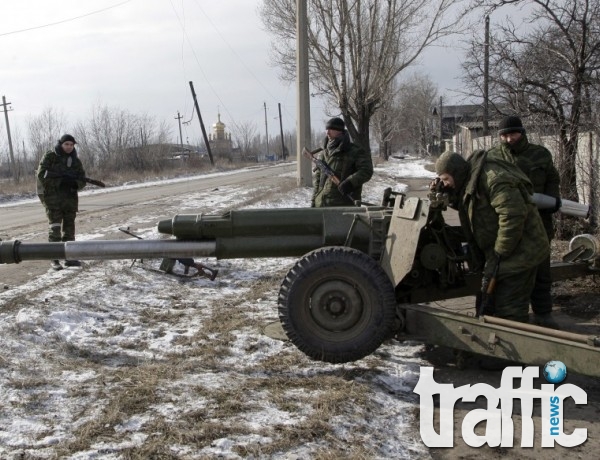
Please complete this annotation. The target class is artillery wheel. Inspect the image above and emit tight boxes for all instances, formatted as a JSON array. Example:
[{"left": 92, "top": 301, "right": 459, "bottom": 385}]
[{"left": 278, "top": 246, "right": 397, "bottom": 363}]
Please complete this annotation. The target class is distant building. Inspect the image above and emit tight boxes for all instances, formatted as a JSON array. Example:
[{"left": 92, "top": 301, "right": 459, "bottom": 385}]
[
  {"left": 427, "top": 104, "right": 486, "bottom": 155},
  {"left": 456, "top": 120, "right": 503, "bottom": 156},
  {"left": 439, "top": 104, "right": 485, "bottom": 139},
  {"left": 437, "top": 104, "right": 505, "bottom": 155},
  {"left": 208, "top": 113, "right": 235, "bottom": 160}
]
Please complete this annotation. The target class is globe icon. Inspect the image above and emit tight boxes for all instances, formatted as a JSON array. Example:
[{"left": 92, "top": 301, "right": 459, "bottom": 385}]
[{"left": 543, "top": 360, "right": 567, "bottom": 384}]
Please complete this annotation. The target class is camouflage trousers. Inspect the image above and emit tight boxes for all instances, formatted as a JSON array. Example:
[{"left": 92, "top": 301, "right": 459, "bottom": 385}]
[
  {"left": 530, "top": 254, "right": 552, "bottom": 315},
  {"left": 45, "top": 207, "right": 77, "bottom": 242},
  {"left": 492, "top": 267, "right": 537, "bottom": 323}
]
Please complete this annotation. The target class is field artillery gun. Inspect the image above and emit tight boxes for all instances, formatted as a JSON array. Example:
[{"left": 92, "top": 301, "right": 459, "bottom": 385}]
[{"left": 1, "top": 189, "right": 599, "bottom": 376}]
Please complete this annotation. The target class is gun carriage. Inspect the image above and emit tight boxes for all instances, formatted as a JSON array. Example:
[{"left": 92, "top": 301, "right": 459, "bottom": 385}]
[{"left": 1, "top": 188, "right": 599, "bottom": 376}]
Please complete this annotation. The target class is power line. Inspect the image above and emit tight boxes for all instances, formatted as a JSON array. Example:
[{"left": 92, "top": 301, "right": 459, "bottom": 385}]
[
  {"left": 168, "top": 0, "right": 232, "bottom": 125},
  {"left": 0, "top": 1, "right": 133, "bottom": 37},
  {"left": 168, "top": 1, "right": 294, "bottom": 129},
  {"left": 190, "top": 0, "right": 294, "bottom": 121}
]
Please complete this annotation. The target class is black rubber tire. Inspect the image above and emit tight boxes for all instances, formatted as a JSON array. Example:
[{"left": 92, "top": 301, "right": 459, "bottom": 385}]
[{"left": 278, "top": 246, "right": 397, "bottom": 363}]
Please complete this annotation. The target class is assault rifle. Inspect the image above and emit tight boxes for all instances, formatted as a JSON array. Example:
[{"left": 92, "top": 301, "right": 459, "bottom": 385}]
[
  {"left": 302, "top": 147, "right": 340, "bottom": 186},
  {"left": 44, "top": 170, "right": 106, "bottom": 188},
  {"left": 302, "top": 147, "right": 354, "bottom": 203},
  {"left": 476, "top": 255, "right": 500, "bottom": 318},
  {"left": 119, "top": 227, "right": 218, "bottom": 280}
]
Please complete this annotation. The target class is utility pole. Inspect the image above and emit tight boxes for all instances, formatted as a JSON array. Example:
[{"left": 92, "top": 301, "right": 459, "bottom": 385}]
[
  {"left": 438, "top": 96, "right": 443, "bottom": 154},
  {"left": 188, "top": 81, "right": 214, "bottom": 165},
  {"left": 1, "top": 96, "right": 16, "bottom": 181},
  {"left": 175, "top": 111, "right": 184, "bottom": 153},
  {"left": 296, "top": 0, "right": 312, "bottom": 186},
  {"left": 278, "top": 103, "right": 285, "bottom": 160},
  {"left": 483, "top": 15, "right": 490, "bottom": 138},
  {"left": 264, "top": 102, "right": 270, "bottom": 159}
]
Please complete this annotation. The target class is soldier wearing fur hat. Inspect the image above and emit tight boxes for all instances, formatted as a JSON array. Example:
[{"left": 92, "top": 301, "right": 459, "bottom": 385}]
[
  {"left": 435, "top": 150, "right": 549, "bottom": 324},
  {"left": 36, "top": 134, "right": 87, "bottom": 271},
  {"left": 311, "top": 117, "right": 373, "bottom": 207},
  {"left": 487, "top": 115, "right": 561, "bottom": 328}
]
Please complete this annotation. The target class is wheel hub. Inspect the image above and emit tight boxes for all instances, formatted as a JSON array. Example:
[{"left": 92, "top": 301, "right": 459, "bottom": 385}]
[{"left": 310, "top": 280, "right": 363, "bottom": 331}]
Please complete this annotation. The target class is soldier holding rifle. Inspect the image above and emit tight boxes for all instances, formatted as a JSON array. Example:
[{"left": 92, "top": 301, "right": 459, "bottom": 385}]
[
  {"left": 36, "top": 134, "right": 88, "bottom": 270},
  {"left": 309, "top": 117, "right": 373, "bottom": 207}
]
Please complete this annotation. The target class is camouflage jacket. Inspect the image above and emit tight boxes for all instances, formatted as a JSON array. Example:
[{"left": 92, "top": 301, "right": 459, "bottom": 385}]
[
  {"left": 36, "top": 146, "right": 86, "bottom": 208},
  {"left": 457, "top": 150, "right": 549, "bottom": 275},
  {"left": 312, "top": 132, "right": 373, "bottom": 207},
  {"left": 487, "top": 135, "right": 560, "bottom": 239}
]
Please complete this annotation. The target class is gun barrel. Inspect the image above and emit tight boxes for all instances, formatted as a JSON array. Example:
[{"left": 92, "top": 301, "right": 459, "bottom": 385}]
[
  {"left": 158, "top": 207, "right": 388, "bottom": 259},
  {"left": 0, "top": 240, "right": 216, "bottom": 264},
  {"left": 531, "top": 193, "right": 589, "bottom": 218}
]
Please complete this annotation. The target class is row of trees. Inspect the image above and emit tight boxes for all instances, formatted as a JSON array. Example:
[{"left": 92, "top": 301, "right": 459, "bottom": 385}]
[
  {"left": 0, "top": 105, "right": 301, "bottom": 183},
  {"left": 0, "top": 105, "right": 174, "bottom": 183}
]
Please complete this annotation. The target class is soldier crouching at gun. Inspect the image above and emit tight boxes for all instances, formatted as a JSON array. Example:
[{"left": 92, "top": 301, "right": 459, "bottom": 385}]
[
  {"left": 433, "top": 151, "right": 551, "bottom": 369},
  {"left": 433, "top": 151, "right": 549, "bottom": 323},
  {"left": 36, "top": 134, "right": 100, "bottom": 271}
]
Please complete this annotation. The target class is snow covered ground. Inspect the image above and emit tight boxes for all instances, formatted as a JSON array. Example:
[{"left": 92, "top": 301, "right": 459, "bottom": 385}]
[{"left": 0, "top": 157, "right": 437, "bottom": 459}]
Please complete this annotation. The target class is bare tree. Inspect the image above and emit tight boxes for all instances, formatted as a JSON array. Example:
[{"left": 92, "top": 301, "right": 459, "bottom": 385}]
[
  {"left": 231, "top": 121, "right": 259, "bottom": 161},
  {"left": 0, "top": 126, "right": 27, "bottom": 182},
  {"left": 27, "top": 107, "right": 67, "bottom": 163},
  {"left": 395, "top": 74, "right": 439, "bottom": 157},
  {"left": 462, "top": 0, "right": 600, "bottom": 226},
  {"left": 372, "top": 80, "right": 401, "bottom": 160},
  {"left": 75, "top": 104, "right": 172, "bottom": 174},
  {"left": 260, "top": 0, "right": 465, "bottom": 153}
]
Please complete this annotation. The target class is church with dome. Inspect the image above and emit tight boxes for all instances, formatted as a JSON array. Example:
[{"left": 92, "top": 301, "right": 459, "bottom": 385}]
[{"left": 208, "top": 113, "right": 235, "bottom": 160}]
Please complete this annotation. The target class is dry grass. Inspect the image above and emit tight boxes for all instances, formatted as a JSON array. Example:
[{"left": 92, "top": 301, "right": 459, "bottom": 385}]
[
  {"left": 56, "top": 365, "right": 377, "bottom": 458},
  {"left": 54, "top": 363, "right": 183, "bottom": 455},
  {"left": 45, "top": 261, "right": 386, "bottom": 458}
]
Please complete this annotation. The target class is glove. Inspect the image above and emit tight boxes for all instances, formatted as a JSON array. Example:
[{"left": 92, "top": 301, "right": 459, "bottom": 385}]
[
  {"left": 429, "top": 177, "right": 441, "bottom": 191},
  {"left": 338, "top": 179, "right": 354, "bottom": 196}
]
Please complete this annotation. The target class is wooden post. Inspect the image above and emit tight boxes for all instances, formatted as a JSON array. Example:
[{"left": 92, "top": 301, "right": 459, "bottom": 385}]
[{"left": 188, "top": 81, "right": 214, "bottom": 165}]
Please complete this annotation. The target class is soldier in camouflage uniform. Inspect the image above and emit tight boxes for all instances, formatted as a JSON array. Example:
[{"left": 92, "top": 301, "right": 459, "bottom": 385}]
[
  {"left": 487, "top": 116, "right": 561, "bottom": 328},
  {"left": 311, "top": 117, "right": 373, "bottom": 207},
  {"left": 435, "top": 151, "right": 549, "bottom": 323},
  {"left": 37, "top": 134, "right": 87, "bottom": 270}
]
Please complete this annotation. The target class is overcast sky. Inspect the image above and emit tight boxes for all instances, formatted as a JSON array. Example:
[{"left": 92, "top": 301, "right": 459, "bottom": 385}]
[{"left": 0, "top": 0, "right": 467, "bottom": 149}]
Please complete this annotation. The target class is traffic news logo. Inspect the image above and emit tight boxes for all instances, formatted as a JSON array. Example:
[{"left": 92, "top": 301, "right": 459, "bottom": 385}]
[{"left": 413, "top": 363, "right": 588, "bottom": 448}]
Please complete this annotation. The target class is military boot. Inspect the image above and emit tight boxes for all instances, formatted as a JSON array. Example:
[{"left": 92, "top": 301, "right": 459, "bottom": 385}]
[{"left": 51, "top": 260, "right": 63, "bottom": 271}]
